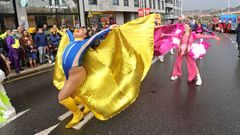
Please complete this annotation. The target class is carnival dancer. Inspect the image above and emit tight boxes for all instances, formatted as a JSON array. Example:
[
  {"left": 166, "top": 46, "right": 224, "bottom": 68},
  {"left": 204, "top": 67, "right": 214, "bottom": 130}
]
[
  {"left": 155, "top": 20, "right": 175, "bottom": 62},
  {"left": 226, "top": 19, "right": 232, "bottom": 33},
  {"left": 0, "top": 54, "right": 16, "bottom": 123},
  {"left": 195, "top": 23, "right": 204, "bottom": 34},
  {"left": 162, "top": 23, "right": 220, "bottom": 86},
  {"left": 54, "top": 15, "right": 156, "bottom": 128},
  {"left": 58, "top": 24, "right": 118, "bottom": 128}
]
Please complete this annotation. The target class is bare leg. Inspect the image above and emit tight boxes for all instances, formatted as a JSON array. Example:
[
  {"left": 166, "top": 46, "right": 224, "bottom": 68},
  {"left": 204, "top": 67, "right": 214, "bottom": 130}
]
[
  {"left": 29, "top": 59, "right": 33, "bottom": 68},
  {"left": 58, "top": 66, "right": 87, "bottom": 128},
  {"left": 195, "top": 65, "right": 202, "bottom": 86},
  {"left": 58, "top": 66, "right": 86, "bottom": 101},
  {"left": 196, "top": 66, "right": 200, "bottom": 74},
  {"left": 33, "top": 60, "right": 37, "bottom": 68}
]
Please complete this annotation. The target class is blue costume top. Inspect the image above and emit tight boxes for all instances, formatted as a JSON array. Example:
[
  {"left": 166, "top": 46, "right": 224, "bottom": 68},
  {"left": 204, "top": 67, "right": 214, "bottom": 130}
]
[{"left": 62, "top": 28, "right": 111, "bottom": 79}]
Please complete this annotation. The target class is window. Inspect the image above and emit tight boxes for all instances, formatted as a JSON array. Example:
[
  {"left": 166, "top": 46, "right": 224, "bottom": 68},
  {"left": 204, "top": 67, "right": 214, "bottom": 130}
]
[
  {"left": 134, "top": 0, "right": 139, "bottom": 7},
  {"left": 124, "top": 0, "right": 129, "bottom": 6},
  {"left": 113, "top": 0, "right": 119, "bottom": 5},
  {"left": 158, "top": 0, "right": 161, "bottom": 9},
  {"left": 161, "top": 1, "right": 164, "bottom": 10},
  {"left": 149, "top": 0, "right": 152, "bottom": 8},
  {"left": 26, "top": 0, "right": 79, "bottom": 14},
  {"left": 89, "top": 0, "right": 97, "bottom": 5},
  {"left": 0, "top": 0, "right": 14, "bottom": 13},
  {"left": 153, "top": 0, "right": 155, "bottom": 9}
]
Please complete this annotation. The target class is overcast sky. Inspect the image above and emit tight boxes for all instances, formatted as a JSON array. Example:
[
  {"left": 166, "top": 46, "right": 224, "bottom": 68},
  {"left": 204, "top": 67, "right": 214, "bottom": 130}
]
[{"left": 183, "top": 0, "right": 240, "bottom": 11}]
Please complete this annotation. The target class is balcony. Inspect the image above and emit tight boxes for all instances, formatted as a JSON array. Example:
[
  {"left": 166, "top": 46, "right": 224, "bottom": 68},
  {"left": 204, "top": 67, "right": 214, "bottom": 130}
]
[
  {"left": 164, "top": 14, "right": 179, "bottom": 19},
  {"left": 165, "top": 3, "right": 174, "bottom": 8},
  {"left": 165, "top": 0, "right": 173, "bottom": 4}
]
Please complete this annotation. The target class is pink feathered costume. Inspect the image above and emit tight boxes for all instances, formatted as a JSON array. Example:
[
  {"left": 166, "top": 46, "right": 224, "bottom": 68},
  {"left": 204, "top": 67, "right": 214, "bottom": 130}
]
[{"left": 165, "top": 33, "right": 216, "bottom": 81}]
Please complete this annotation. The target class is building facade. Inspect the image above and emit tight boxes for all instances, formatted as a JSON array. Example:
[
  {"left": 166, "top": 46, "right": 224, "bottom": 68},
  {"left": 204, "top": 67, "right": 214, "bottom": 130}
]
[
  {"left": 80, "top": 0, "right": 182, "bottom": 26},
  {"left": 0, "top": 0, "right": 81, "bottom": 32},
  {"left": 0, "top": 0, "right": 182, "bottom": 32},
  {"left": 164, "top": 0, "right": 182, "bottom": 20}
]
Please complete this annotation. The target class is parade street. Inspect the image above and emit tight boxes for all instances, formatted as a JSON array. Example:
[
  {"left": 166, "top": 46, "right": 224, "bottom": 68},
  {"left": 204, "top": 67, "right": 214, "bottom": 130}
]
[{"left": 0, "top": 33, "right": 240, "bottom": 135}]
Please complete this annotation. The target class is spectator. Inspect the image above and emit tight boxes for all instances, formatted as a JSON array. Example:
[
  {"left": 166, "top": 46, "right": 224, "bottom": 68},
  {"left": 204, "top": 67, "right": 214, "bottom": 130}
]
[
  {"left": 0, "top": 53, "right": 11, "bottom": 74},
  {"left": 43, "top": 24, "right": 50, "bottom": 37},
  {"left": 16, "top": 26, "right": 23, "bottom": 39},
  {"left": 25, "top": 40, "right": 37, "bottom": 68},
  {"left": 47, "top": 31, "right": 60, "bottom": 63},
  {"left": 0, "top": 31, "right": 8, "bottom": 55},
  {"left": 6, "top": 29, "right": 21, "bottom": 74},
  {"left": 46, "top": 44, "right": 55, "bottom": 64},
  {"left": 20, "top": 30, "right": 33, "bottom": 67},
  {"left": 49, "top": 31, "right": 61, "bottom": 48},
  {"left": 34, "top": 28, "right": 48, "bottom": 64}
]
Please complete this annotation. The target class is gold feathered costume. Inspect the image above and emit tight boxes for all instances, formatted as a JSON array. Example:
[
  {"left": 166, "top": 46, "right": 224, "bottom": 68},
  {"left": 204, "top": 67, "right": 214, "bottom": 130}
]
[{"left": 53, "top": 14, "right": 155, "bottom": 120}]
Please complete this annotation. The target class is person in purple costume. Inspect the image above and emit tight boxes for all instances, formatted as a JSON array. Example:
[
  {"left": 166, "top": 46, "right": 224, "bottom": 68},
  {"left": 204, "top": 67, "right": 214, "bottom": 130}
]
[{"left": 6, "top": 29, "right": 21, "bottom": 74}]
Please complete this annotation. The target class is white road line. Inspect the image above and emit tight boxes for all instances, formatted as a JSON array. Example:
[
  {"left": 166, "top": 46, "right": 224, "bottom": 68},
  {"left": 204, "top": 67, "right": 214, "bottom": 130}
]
[
  {"left": 73, "top": 112, "right": 94, "bottom": 130},
  {"left": 0, "top": 109, "right": 31, "bottom": 128},
  {"left": 151, "top": 57, "right": 159, "bottom": 64},
  {"left": 34, "top": 123, "right": 60, "bottom": 135},
  {"left": 58, "top": 105, "right": 83, "bottom": 121}
]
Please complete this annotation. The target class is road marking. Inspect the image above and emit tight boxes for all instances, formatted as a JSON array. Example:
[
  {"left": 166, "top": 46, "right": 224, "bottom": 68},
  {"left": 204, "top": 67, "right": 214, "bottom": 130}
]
[
  {"left": 0, "top": 109, "right": 31, "bottom": 128},
  {"left": 152, "top": 57, "right": 159, "bottom": 65},
  {"left": 34, "top": 123, "right": 60, "bottom": 135},
  {"left": 4, "top": 68, "right": 54, "bottom": 84},
  {"left": 58, "top": 105, "right": 83, "bottom": 121},
  {"left": 73, "top": 112, "right": 94, "bottom": 130}
]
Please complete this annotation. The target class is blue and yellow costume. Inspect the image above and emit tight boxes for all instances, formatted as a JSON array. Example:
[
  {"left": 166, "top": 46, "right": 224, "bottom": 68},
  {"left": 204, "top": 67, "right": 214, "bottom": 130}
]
[
  {"left": 62, "top": 29, "right": 110, "bottom": 79},
  {"left": 54, "top": 14, "right": 156, "bottom": 121}
]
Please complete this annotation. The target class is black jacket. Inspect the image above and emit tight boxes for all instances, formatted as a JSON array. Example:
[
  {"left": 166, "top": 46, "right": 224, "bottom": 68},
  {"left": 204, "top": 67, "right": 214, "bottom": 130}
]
[{"left": 236, "top": 24, "right": 240, "bottom": 43}]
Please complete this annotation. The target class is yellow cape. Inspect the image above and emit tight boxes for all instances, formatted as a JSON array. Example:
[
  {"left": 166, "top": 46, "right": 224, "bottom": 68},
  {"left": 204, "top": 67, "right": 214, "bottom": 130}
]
[{"left": 53, "top": 14, "right": 155, "bottom": 120}]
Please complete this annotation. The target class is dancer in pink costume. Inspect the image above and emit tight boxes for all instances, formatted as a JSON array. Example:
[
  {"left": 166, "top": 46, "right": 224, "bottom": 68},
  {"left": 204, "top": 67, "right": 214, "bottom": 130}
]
[
  {"left": 154, "top": 23, "right": 184, "bottom": 62},
  {"left": 162, "top": 23, "right": 220, "bottom": 86}
]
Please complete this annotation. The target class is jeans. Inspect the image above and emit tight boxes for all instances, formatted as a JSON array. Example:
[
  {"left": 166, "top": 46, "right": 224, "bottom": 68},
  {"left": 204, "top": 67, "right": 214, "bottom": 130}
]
[{"left": 38, "top": 47, "right": 46, "bottom": 64}]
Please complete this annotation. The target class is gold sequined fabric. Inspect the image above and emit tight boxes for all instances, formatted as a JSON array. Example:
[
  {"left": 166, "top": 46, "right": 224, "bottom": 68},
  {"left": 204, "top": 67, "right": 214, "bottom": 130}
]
[{"left": 53, "top": 14, "right": 155, "bottom": 120}]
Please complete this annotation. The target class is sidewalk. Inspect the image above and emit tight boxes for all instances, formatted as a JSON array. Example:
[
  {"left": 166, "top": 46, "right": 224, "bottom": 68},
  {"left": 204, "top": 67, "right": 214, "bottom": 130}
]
[{"left": 6, "top": 63, "right": 54, "bottom": 82}]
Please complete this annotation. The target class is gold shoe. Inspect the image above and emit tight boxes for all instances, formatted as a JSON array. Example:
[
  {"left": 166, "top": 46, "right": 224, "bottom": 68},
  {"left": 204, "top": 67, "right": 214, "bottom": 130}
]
[
  {"left": 74, "top": 96, "right": 90, "bottom": 115},
  {"left": 60, "top": 97, "right": 84, "bottom": 128},
  {"left": 83, "top": 106, "right": 90, "bottom": 115},
  {"left": 65, "top": 109, "right": 84, "bottom": 128}
]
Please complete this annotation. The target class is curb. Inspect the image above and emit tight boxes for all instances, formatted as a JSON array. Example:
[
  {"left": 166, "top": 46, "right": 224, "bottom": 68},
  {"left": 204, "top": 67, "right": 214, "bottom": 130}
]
[{"left": 5, "top": 64, "right": 54, "bottom": 82}]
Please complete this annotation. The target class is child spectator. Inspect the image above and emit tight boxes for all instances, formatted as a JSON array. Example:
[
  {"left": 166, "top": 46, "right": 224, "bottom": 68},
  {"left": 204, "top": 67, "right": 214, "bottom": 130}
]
[{"left": 25, "top": 41, "right": 37, "bottom": 68}]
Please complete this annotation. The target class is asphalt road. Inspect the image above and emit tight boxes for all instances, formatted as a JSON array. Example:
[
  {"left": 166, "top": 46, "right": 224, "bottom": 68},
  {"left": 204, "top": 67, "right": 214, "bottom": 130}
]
[{"left": 0, "top": 33, "right": 240, "bottom": 135}]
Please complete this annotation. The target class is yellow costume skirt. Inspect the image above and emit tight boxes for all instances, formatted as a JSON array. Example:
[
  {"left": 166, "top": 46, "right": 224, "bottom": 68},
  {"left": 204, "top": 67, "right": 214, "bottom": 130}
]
[{"left": 53, "top": 14, "right": 155, "bottom": 120}]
